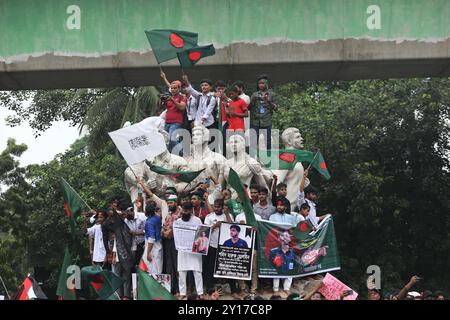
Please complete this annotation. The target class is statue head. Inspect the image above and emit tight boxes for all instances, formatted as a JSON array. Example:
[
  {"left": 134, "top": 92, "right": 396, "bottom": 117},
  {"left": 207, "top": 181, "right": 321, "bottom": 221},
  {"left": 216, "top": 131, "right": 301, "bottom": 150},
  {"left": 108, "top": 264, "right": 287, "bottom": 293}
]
[
  {"left": 228, "top": 134, "right": 246, "bottom": 154},
  {"left": 282, "top": 128, "right": 304, "bottom": 149},
  {"left": 192, "top": 125, "right": 209, "bottom": 146}
]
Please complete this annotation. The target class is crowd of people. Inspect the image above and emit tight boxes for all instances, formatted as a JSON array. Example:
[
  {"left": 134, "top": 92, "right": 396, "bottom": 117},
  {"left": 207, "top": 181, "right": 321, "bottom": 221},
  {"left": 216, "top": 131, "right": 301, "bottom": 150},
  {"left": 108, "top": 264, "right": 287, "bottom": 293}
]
[{"left": 79, "top": 73, "right": 446, "bottom": 301}]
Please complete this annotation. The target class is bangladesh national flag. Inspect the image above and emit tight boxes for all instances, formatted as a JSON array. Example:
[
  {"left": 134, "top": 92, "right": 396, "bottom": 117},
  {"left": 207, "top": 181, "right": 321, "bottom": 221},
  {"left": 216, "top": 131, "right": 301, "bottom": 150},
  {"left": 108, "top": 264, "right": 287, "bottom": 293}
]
[
  {"left": 146, "top": 162, "right": 205, "bottom": 184},
  {"left": 60, "top": 177, "right": 88, "bottom": 230},
  {"left": 137, "top": 260, "right": 176, "bottom": 300},
  {"left": 259, "top": 149, "right": 331, "bottom": 180},
  {"left": 12, "top": 275, "right": 48, "bottom": 300},
  {"left": 227, "top": 168, "right": 257, "bottom": 227},
  {"left": 177, "top": 44, "right": 215, "bottom": 69},
  {"left": 310, "top": 151, "right": 331, "bottom": 180},
  {"left": 145, "top": 29, "right": 198, "bottom": 64},
  {"left": 81, "top": 266, "right": 123, "bottom": 300},
  {"left": 56, "top": 247, "right": 77, "bottom": 300}
]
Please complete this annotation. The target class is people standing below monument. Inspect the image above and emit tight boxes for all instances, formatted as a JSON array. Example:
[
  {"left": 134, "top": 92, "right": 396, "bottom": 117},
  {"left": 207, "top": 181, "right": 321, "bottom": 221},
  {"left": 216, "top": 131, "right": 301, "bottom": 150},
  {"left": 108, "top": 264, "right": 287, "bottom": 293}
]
[
  {"left": 84, "top": 211, "right": 106, "bottom": 267},
  {"left": 269, "top": 197, "right": 296, "bottom": 226},
  {"left": 203, "top": 199, "right": 234, "bottom": 293},
  {"left": 182, "top": 74, "right": 217, "bottom": 130},
  {"left": 297, "top": 169, "right": 330, "bottom": 228},
  {"left": 253, "top": 187, "right": 276, "bottom": 220},
  {"left": 174, "top": 202, "right": 204, "bottom": 300},
  {"left": 124, "top": 206, "right": 146, "bottom": 268},
  {"left": 161, "top": 194, "right": 182, "bottom": 294},
  {"left": 249, "top": 185, "right": 260, "bottom": 206},
  {"left": 271, "top": 179, "right": 292, "bottom": 214},
  {"left": 191, "top": 192, "right": 211, "bottom": 223},
  {"left": 248, "top": 75, "right": 278, "bottom": 151}
]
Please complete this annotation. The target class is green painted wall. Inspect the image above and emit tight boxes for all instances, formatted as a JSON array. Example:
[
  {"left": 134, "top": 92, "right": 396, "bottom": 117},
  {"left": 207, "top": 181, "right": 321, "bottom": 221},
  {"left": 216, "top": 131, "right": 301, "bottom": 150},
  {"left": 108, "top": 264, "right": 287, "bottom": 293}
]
[{"left": 0, "top": 0, "right": 449, "bottom": 58}]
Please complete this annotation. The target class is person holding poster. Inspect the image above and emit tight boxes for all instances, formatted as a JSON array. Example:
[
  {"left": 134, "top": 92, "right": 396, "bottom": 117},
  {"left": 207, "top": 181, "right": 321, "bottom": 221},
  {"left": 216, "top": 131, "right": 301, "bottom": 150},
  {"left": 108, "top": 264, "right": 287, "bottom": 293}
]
[{"left": 174, "top": 202, "right": 204, "bottom": 299}]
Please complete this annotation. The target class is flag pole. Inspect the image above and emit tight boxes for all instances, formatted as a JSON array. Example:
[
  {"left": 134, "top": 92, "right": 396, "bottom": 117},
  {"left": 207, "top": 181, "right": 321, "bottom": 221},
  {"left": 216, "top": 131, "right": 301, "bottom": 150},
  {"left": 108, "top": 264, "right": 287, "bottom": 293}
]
[
  {"left": 0, "top": 273, "right": 11, "bottom": 300},
  {"left": 306, "top": 150, "right": 320, "bottom": 172}
]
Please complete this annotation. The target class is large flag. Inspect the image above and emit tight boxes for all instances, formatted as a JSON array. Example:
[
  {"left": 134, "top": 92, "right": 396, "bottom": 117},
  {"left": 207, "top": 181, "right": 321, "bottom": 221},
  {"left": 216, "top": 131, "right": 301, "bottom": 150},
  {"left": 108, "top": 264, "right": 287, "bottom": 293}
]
[
  {"left": 60, "top": 177, "right": 89, "bottom": 231},
  {"left": 56, "top": 247, "right": 77, "bottom": 300},
  {"left": 108, "top": 118, "right": 167, "bottom": 166},
  {"left": 257, "top": 216, "right": 340, "bottom": 278},
  {"left": 81, "top": 266, "right": 123, "bottom": 300},
  {"left": 227, "top": 168, "right": 257, "bottom": 227},
  {"left": 145, "top": 29, "right": 198, "bottom": 64},
  {"left": 176, "top": 44, "right": 215, "bottom": 69},
  {"left": 145, "top": 162, "right": 205, "bottom": 184},
  {"left": 137, "top": 260, "right": 176, "bottom": 300},
  {"left": 260, "top": 149, "right": 331, "bottom": 179},
  {"left": 12, "top": 275, "right": 48, "bottom": 300}
]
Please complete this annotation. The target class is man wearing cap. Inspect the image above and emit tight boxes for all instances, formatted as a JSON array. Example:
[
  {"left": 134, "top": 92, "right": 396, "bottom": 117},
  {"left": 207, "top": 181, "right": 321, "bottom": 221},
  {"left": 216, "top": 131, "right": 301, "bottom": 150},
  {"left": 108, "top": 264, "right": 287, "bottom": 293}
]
[
  {"left": 223, "top": 224, "right": 248, "bottom": 248},
  {"left": 161, "top": 193, "right": 182, "bottom": 294},
  {"left": 160, "top": 71, "right": 187, "bottom": 153},
  {"left": 182, "top": 74, "right": 217, "bottom": 129}
]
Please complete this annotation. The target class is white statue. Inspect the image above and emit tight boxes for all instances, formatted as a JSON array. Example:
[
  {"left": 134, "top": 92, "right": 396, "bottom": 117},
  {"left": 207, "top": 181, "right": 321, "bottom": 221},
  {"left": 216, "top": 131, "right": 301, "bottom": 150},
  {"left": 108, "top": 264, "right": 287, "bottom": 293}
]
[
  {"left": 185, "top": 125, "right": 229, "bottom": 192},
  {"left": 272, "top": 128, "right": 309, "bottom": 211},
  {"left": 226, "top": 134, "right": 273, "bottom": 189},
  {"left": 145, "top": 129, "right": 189, "bottom": 192}
]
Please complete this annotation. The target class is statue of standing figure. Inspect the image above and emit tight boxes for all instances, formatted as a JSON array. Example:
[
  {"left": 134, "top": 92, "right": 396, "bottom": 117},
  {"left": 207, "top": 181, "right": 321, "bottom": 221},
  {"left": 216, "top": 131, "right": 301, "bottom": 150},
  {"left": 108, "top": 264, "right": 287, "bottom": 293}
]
[
  {"left": 226, "top": 134, "right": 273, "bottom": 189},
  {"left": 185, "top": 125, "right": 229, "bottom": 192},
  {"left": 272, "top": 128, "right": 309, "bottom": 211}
]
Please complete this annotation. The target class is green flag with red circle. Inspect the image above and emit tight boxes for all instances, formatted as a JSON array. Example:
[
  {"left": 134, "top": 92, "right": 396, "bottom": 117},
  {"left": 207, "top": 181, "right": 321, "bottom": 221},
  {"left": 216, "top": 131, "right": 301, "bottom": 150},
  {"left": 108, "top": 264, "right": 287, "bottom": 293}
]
[
  {"left": 311, "top": 151, "right": 331, "bottom": 180},
  {"left": 176, "top": 44, "right": 216, "bottom": 68},
  {"left": 145, "top": 29, "right": 199, "bottom": 64}
]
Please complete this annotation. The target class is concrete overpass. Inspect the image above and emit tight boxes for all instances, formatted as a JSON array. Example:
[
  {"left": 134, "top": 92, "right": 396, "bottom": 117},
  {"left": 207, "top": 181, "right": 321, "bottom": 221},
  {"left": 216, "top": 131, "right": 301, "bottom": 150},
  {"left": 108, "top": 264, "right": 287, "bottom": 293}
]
[{"left": 1, "top": 0, "right": 449, "bottom": 90}]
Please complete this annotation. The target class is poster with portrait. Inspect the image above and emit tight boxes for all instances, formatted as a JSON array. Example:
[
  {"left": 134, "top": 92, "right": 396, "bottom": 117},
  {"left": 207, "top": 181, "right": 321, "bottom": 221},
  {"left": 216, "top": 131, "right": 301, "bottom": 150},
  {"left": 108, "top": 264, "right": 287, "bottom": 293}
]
[
  {"left": 257, "top": 215, "right": 340, "bottom": 278},
  {"left": 214, "top": 222, "right": 255, "bottom": 280},
  {"left": 173, "top": 222, "right": 211, "bottom": 255}
]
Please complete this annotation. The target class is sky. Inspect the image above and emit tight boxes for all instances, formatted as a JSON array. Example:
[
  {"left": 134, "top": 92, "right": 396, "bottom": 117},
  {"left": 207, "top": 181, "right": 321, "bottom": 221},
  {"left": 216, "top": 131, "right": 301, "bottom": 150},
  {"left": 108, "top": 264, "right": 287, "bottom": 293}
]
[{"left": 0, "top": 106, "right": 80, "bottom": 167}]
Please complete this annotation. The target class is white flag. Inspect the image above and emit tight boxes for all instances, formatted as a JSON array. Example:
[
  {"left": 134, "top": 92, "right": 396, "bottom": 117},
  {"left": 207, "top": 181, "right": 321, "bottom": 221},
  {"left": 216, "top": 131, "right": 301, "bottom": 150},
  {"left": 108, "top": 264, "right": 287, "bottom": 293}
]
[{"left": 108, "top": 118, "right": 167, "bottom": 166}]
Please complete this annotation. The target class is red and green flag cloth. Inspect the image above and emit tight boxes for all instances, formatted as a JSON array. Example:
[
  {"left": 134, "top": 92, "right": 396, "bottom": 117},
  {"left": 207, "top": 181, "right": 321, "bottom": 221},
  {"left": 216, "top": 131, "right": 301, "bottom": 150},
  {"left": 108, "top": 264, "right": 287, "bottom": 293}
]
[
  {"left": 257, "top": 216, "right": 340, "bottom": 278},
  {"left": 137, "top": 260, "right": 176, "bottom": 300},
  {"left": 56, "top": 247, "right": 77, "bottom": 300},
  {"left": 60, "top": 177, "right": 90, "bottom": 231},
  {"left": 145, "top": 161, "right": 205, "bottom": 184},
  {"left": 145, "top": 29, "right": 199, "bottom": 64},
  {"left": 259, "top": 149, "right": 331, "bottom": 180},
  {"left": 12, "top": 275, "right": 48, "bottom": 300},
  {"left": 81, "top": 266, "right": 123, "bottom": 300},
  {"left": 177, "top": 44, "right": 215, "bottom": 69},
  {"left": 227, "top": 168, "right": 257, "bottom": 227}
]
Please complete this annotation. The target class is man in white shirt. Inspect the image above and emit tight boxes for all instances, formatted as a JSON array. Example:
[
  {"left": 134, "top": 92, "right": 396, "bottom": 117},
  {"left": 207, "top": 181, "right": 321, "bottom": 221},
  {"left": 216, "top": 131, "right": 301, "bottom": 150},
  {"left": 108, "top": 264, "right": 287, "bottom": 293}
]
[
  {"left": 174, "top": 202, "right": 204, "bottom": 300},
  {"left": 124, "top": 207, "right": 146, "bottom": 265},
  {"left": 203, "top": 199, "right": 234, "bottom": 292},
  {"left": 86, "top": 212, "right": 106, "bottom": 266},
  {"left": 269, "top": 197, "right": 296, "bottom": 226},
  {"left": 182, "top": 74, "right": 217, "bottom": 129}
]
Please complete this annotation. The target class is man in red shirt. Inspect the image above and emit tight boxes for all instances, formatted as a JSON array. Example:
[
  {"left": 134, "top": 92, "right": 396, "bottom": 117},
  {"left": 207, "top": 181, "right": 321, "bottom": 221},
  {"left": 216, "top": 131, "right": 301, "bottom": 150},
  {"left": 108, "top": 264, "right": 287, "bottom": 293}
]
[
  {"left": 161, "top": 77, "right": 187, "bottom": 153},
  {"left": 225, "top": 87, "right": 248, "bottom": 132}
]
